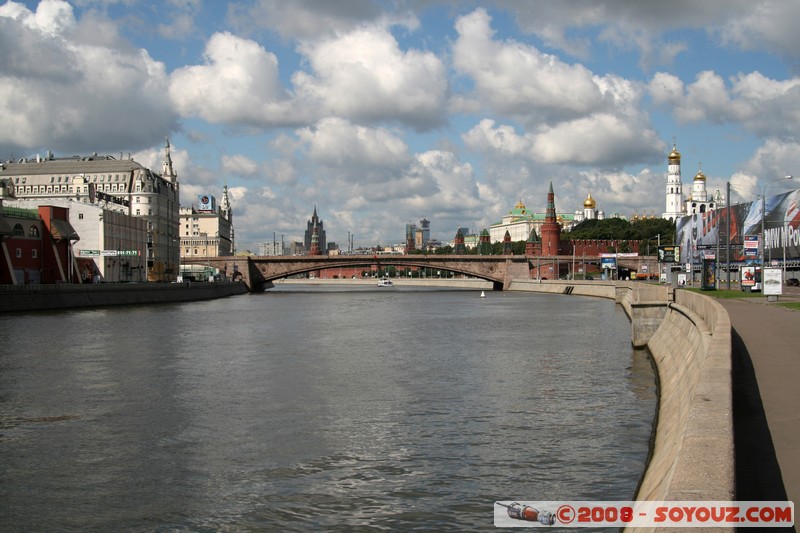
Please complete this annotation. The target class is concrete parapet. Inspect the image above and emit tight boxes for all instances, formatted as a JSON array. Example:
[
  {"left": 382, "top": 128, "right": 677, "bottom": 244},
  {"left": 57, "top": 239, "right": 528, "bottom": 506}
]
[
  {"left": 507, "top": 280, "right": 734, "bottom": 530},
  {"left": 628, "top": 291, "right": 734, "bottom": 533},
  {"left": 0, "top": 281, "right": 249, "bottom": 313}
]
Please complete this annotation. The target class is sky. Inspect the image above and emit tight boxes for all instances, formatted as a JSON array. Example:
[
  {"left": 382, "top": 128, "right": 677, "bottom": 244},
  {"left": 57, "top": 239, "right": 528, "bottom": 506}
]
[{"left": 3, "top": 0, "right": 800, "bottom": 251}]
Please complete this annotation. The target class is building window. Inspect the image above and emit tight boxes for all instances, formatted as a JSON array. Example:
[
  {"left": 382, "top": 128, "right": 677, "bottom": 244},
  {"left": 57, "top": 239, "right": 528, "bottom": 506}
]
[
  {"left": 29, "top": 226, "right": 39, "bottom": 238},
  {"left": 136, "top": 209, "right": 140, "bottom": 215},
  {"left": 13, "top": 224, "right": 23, "bottom": 236},
  {"left": 78, "top": 213, "right": 84, "bottom": 220},
  {"left": 32, "top": 248, "right": 37, "bottom": 259}
]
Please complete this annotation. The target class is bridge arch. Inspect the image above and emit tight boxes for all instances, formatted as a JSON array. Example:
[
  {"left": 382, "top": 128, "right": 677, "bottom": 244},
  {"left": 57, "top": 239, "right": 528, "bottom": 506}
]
[{"left": 183, "top": 255, "right": 533, "bottom": 292}]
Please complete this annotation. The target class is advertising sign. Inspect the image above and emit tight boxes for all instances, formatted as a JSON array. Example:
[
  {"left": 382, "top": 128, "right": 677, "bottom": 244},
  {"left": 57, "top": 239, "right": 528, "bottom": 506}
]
[
  {"left": 79, "top": 250, "right": 139, "bottom": 257},
  {"left": 657, "top": 245, "right": 680, "bottom": 263},
  {"left": 198, "top": 194, "right": 216, "bottom": 211},
  {"left": 701, "top": 258, "right": 716, "bottom": 290},
  {"left": 744, "top": 235, "right": 759, "bottom": 257},
  {"left": 763, "top": 268, "right": 783, "bottom": 296},
  {"left": 601, "top": 256, "right": 617, "bottom": 269},
  {"left": 675, "top": 189, "right": 800, "bottom": 266},
  {"left": 741, "top": 266, "right": 756, "bottom": 287}
]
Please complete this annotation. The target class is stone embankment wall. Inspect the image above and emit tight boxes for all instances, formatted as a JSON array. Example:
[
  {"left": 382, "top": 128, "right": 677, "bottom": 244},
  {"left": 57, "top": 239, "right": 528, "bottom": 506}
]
[
  {"left": 629, "top": 290, "right": 734, "bottom": 532},
  {"left": 0, "top": 281, "right": 249, "bottom": 313},
  {"left": 509, "top": 280, "right": 734, "bottom": 531}
]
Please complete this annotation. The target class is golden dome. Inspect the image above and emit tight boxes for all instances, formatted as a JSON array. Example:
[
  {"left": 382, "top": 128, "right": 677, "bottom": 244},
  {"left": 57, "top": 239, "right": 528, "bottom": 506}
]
[
  {"left": 668, "top": 143, "right": 681, "bottom": 162},
  {"left": 694, "top": 169, "right": 706, "bottom": 181},
  {"left": 583, "top": 193, "right": 596, "bottom": 209}
]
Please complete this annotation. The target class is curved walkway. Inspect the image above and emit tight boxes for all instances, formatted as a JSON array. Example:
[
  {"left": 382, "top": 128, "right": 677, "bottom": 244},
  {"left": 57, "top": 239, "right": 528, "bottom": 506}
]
[{"left": 720, "top": 296, "right": 799, "bottom": 511}]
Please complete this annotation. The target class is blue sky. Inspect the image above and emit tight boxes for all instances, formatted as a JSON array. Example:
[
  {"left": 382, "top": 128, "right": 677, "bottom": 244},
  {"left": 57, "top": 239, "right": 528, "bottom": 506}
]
[{"left": 2, "top": 0, "right": 800, "bottom": 251}]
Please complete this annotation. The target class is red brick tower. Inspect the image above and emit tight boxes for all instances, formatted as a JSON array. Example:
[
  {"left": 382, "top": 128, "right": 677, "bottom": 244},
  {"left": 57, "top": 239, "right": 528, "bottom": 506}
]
[
  {"left": 540, "top": 180, "right": 561, "bottom": 256},
  {"left": 309, "top": 222, "right": 321, "bottom": 256}
]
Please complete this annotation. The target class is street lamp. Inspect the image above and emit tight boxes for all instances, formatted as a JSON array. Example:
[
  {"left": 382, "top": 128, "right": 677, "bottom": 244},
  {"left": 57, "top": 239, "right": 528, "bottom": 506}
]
[{"left": 760, "top": 176, "right": 793, "bottom": 268}]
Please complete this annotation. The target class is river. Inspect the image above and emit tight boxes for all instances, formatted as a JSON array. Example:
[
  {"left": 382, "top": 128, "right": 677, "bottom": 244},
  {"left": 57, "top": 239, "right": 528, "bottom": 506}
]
[{"left": 0, "top": 285, "right": 656, "bottom": 531}]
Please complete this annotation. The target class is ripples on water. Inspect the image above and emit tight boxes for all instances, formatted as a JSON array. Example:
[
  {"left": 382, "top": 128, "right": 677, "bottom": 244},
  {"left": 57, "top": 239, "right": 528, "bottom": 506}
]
[{"left": 0, "top": 286, "right": 656, "bottom": 531}]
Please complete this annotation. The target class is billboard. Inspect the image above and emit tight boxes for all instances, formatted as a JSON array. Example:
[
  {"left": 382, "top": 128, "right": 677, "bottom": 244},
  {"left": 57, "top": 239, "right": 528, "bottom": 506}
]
[
  {"left": 763, "top": 267, "right": 783, "bottom": 296},
  {"left": 657, "top": 245, "right": 681, "bottom": 263},
  {"left": 675, "top": 188, "right": 800, "bottom": 265},
  {"left": 197, "top": 194, "right": 216, "bottom": 212}
]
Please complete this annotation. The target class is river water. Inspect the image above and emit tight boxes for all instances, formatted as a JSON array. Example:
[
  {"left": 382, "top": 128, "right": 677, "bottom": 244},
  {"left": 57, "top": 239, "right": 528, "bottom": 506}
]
[{"left": 0, "top": 285, "right": 656, "bottom": 532}]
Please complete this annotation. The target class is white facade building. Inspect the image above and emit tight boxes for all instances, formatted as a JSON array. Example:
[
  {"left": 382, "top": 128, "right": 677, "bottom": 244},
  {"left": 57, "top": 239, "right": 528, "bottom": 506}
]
[
  {"left": 684, "top": 167, "right": 717, "bottom": 215},
  {"left": 0, "top": 140, "right": 180, "bottom": 281}
]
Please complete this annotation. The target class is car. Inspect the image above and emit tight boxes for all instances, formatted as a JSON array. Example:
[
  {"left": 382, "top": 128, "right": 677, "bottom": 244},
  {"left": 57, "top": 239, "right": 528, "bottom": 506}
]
[{"left": 787, "top": 278, "right": 799, "bottom": 287}]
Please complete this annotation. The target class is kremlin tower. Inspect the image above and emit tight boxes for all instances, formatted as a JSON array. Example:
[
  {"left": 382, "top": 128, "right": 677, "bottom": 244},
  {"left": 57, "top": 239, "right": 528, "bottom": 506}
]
[{"left": 540, "top": 181, "right": 561, "bottom": 256}]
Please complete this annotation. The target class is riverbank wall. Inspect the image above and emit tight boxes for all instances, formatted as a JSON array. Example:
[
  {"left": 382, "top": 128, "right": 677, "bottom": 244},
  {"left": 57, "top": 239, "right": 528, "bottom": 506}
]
[
  {"left": 508, "top": 280, "right": 734, "bottom": 530},
  {"left": 0, "top": 281, "right": 249, "bottom": 313}
]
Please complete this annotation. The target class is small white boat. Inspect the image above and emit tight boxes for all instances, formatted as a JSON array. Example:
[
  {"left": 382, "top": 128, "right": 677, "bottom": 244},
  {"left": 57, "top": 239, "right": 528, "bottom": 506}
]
[
  {"left": 378, "top": 278, "right": 394, "bottom": 287},
  {"left": 480, "top": 290, "right": 486, "bottom": 298}
]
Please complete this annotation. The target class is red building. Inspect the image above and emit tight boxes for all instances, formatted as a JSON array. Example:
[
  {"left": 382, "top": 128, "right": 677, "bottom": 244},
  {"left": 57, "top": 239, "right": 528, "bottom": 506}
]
[
  {"left": 0, "top": 204, "right": 81, "bottom": 284},
  {"left": 526, "top": 182, "right": 641, "bottom": 279}
]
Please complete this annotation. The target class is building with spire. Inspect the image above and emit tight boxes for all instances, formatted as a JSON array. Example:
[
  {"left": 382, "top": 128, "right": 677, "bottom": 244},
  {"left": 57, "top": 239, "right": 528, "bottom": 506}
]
[
  {"left": 540, "top": 181, "right": 561, "bottom": 256},
  {"left": 178, "top": 184, "right": 234, "bottom": 280},
  {"left": 663, "top": 142, "right": 684, "bottom": 222},
  {"left": 662, "top": 141, "right": 723, "bottom": 221},
  {"left": 304, "top": 206, "right": 327, "bottom": 254},
  {"left": 0, "top": 139, "right": 180, "bottom": 281}
]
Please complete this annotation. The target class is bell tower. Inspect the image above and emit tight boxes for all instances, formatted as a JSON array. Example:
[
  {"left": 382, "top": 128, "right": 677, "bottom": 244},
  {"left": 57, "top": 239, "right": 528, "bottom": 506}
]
[{"left": 663, "top": 140, "right": 683, "bottom": 222}]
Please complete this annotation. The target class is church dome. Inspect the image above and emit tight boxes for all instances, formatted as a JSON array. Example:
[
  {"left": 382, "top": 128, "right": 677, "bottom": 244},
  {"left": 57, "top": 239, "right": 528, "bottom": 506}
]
[
  {"left": 694, "top": 169, "right": 706, "bottom": 181},
  {"left": 668, "top": 144, "right": 681, "bottom": 162},
  {"left": 583, "top": 193, "right": 596, "bottom": 209},
  {"left": 509, "top": 199, "right": 527, "bottom": 215}
]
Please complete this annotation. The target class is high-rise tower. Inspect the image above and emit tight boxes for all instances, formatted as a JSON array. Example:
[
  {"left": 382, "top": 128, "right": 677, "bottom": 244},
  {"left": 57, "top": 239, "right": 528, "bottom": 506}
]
[{"left": 663, "top": 142, "right": 683, "bottom": 222}]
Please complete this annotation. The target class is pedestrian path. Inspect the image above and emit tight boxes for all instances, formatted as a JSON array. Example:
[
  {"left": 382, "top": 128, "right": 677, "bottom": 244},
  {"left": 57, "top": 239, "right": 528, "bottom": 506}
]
[{"left": 719, "top": 297, "right": 799, "bottom": 511}]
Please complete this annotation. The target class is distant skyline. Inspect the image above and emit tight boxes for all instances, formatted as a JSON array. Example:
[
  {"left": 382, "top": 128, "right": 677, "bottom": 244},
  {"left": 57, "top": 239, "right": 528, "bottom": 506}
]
[{"left": 2, "top": 1, "right": 800, "bottom": 250}]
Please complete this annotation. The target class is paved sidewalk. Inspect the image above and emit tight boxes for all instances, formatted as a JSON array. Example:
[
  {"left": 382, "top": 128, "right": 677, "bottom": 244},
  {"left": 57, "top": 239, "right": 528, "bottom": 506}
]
[{"left": 719, "top": 296, "right": 799, "bottom": 514}]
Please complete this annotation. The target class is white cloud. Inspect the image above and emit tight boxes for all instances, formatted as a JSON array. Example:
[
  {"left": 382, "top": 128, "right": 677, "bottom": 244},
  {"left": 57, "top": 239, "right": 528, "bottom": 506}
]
[
  {"left": 0, "top": 1, "right": 176, "bottom": 155},
  {"left": 739, "top": 139, "right": 800, "bottom": 190},
  {"left": 221, "top": 154, "right": 260, "bottom": 178},
  {"left": 453, "top": 9, "right": 662, "bottom": 167},
  {"left": 650, "top": 70, "right": 800, "bottom": 138},
  {"left": 453, "top": 8, "right": 602, "bottom": 123},
  {"left": 293, "top": 25, "right": 448, "bottom": 129},
  {"left": 532, "top": 114, "right": 662, "bottom": 166},
  {"left": 227, "top": 0, "right": 416, "bottom": 41},
  {"left": 402, "top": 150, "right": 483, "bottom": 213},
  {"left": 647, "top": 72, "right": 684, "bottom": 106},
  {"left": 296, "top": 117, "right": 410, "bottom": 174},
  {"left": 462, "top": 119, "right": 532, "bottom": 156},
  {"left": 717, "top": 1, "right": 800, "bottom": 58},
  {"left": 169, "top": 32, "right": 296, "bottom": 126}
]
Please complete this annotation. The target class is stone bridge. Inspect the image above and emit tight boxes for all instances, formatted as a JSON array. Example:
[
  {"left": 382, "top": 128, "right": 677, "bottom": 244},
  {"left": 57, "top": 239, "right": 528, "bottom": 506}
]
[
  {"left": 183, "top": 254, "right": 536, "bottom": 292},
  {"left": 183, "top": 254, "right": 659, "bottom": 291}
]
